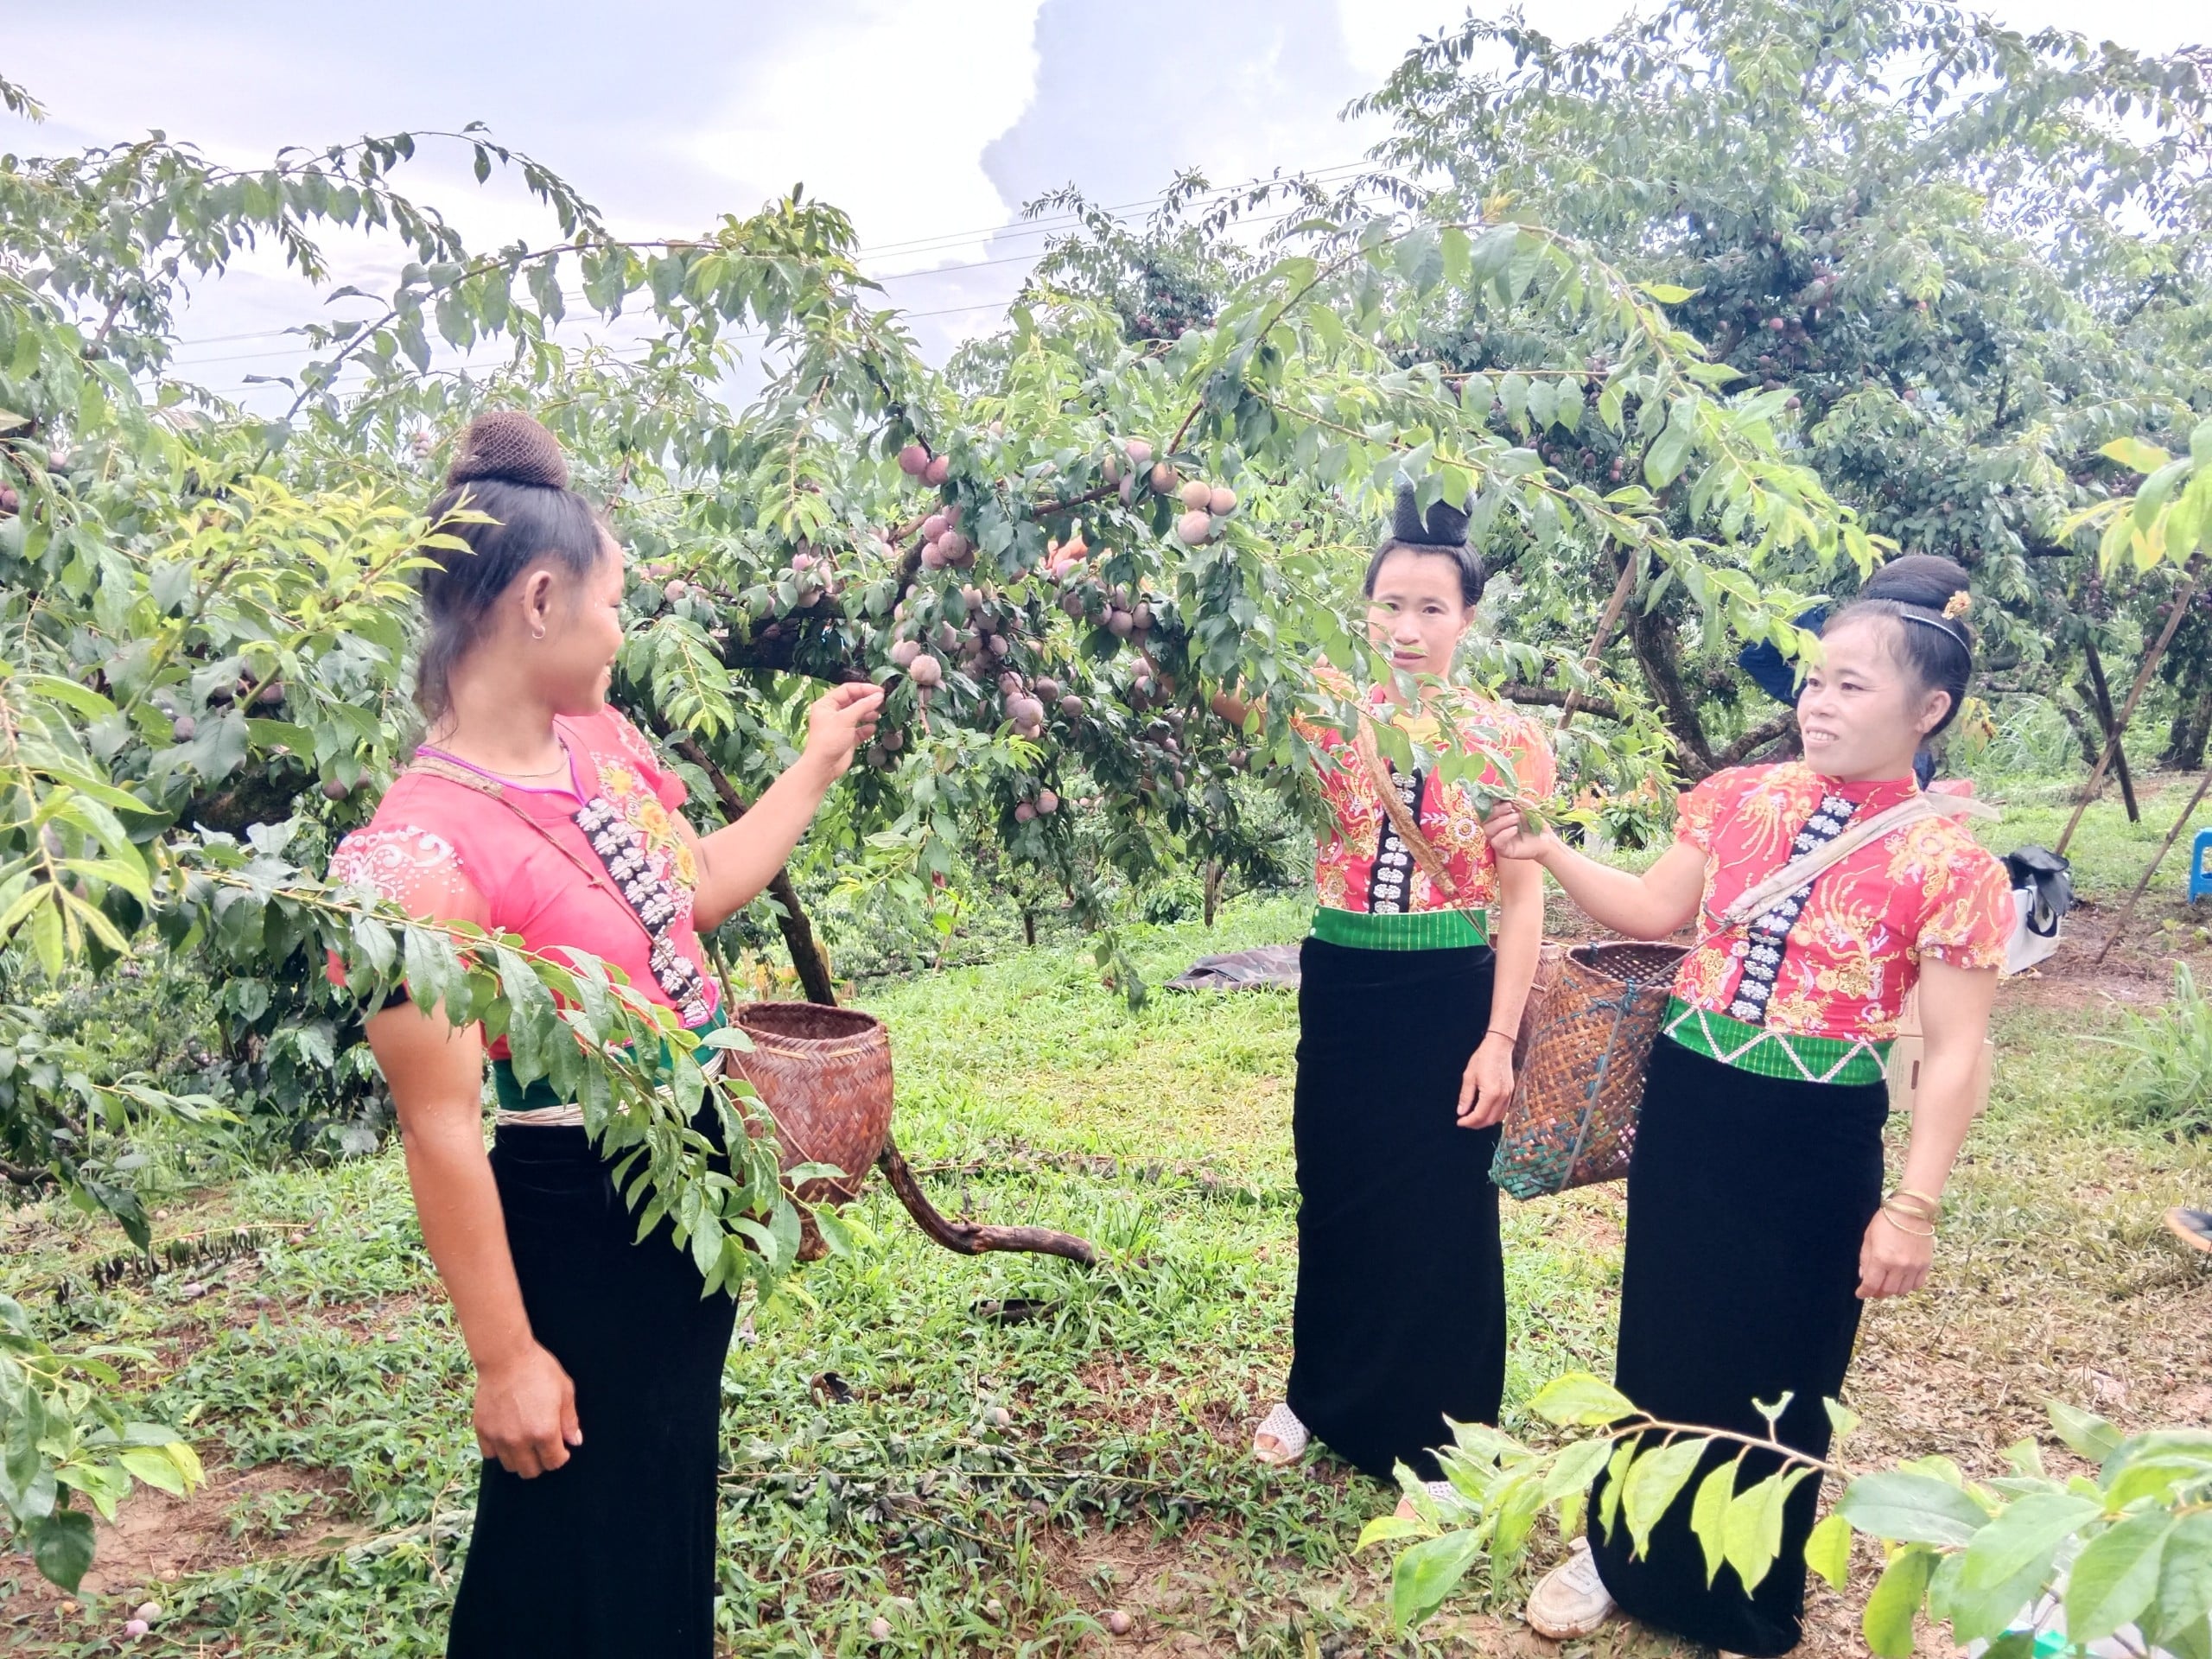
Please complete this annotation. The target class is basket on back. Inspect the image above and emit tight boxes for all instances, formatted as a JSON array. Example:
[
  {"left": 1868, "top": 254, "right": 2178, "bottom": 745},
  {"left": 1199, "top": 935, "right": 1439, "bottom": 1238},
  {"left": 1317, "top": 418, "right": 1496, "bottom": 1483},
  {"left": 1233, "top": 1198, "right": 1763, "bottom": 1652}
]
[{"left": 1491, "top": 940, "right": 1688, "bottom": 1200}]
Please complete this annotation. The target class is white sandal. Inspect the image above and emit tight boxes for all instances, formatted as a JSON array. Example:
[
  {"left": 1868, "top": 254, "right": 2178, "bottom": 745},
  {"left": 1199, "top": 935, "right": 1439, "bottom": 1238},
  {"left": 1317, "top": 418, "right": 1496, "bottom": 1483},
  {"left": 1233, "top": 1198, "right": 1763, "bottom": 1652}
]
[
  {"left": 1251, "top": 1402, "right": 1308, "bottom": 1465},
  {"left": 1394, "top": 1478, "right": 1458, "bottom": 1520},
  {"left": 1525, "top": 1536, "right": 1617, "bottom": 1639}
]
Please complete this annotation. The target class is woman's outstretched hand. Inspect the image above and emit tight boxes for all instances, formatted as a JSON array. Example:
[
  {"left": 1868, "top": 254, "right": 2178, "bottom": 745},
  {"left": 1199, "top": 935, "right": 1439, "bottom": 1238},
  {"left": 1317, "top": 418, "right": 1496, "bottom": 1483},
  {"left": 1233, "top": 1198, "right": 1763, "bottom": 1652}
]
[
  {"left": 475, "top": 1340, "right": 582, "bottom": 1478},
  {"left": 1481, "top": 802, "right": 1560, "bottom": 863},
  {"left": 801, "top": 682, "right": 886, "bottom": 784}
]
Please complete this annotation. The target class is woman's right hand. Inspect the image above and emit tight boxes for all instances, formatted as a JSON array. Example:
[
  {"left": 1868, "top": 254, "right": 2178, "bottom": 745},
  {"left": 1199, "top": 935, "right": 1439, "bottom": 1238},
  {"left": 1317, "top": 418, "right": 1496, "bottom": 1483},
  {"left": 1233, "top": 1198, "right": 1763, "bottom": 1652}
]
[
  {"left": 474, "top": 1341, "right": 582, "bottom": 1478},
  {"left": 1482, "top": 802, "right": 1560, "bottom": 863}
]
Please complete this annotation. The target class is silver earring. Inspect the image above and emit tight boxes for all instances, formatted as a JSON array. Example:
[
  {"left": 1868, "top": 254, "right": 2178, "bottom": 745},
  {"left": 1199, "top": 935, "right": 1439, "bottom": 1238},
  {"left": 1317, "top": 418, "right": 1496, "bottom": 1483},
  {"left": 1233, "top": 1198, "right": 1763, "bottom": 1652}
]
[{"left": 531, "top": 626, "right": 546, "bottom": 641}]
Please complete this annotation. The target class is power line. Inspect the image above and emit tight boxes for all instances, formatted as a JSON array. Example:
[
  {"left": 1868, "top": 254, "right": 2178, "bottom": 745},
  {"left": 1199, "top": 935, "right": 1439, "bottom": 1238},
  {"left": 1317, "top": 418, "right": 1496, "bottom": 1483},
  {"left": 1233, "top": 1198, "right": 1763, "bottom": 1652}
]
[
  {"left": 163, "top": 156, "right": 1376, "bottom": 355},
  {"left": 173, "top": 188, "right": 1363, "bottom": 378},
  {"left": 201, "top": 293, "right": 1042, "bottom": 396}
]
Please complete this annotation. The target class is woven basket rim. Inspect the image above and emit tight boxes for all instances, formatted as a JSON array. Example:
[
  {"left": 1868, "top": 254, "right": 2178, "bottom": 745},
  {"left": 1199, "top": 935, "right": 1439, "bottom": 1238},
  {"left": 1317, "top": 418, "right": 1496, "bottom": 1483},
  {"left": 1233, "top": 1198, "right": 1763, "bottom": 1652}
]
[{"left": 733, "top": 1001, "right": 886, "bottom": 1056}]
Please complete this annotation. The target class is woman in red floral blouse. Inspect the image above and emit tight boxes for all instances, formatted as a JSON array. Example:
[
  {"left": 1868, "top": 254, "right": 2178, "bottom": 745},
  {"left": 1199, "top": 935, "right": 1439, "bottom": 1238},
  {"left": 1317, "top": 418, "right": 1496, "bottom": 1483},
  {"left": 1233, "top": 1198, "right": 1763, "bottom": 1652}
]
[
  {"left": 1217, "top": 484, "right": 1553, "bottom": 1497},
  {"left": 1491, "top": 556, "right": 2009, "bottom": 1655}
]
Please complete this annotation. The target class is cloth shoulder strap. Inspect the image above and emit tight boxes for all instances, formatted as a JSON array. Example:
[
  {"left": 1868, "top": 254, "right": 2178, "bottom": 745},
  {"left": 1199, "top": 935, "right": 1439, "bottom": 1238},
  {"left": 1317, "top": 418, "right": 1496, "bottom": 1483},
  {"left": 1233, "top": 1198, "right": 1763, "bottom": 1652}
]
[
  {"left": 1717, "top": 790, "right": 1997, "bottom": 929},
  {"left": 401, "top": 753, "right": 644, "bottom": 938},
  {"left": 1352, "top": 718, "right": 1461, "bottom": 904}
]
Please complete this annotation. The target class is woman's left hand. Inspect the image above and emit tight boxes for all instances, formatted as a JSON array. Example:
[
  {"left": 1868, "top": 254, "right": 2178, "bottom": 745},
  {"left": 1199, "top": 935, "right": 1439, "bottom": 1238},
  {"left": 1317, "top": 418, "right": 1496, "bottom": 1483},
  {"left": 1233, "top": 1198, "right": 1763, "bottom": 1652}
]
[
  {"left": 1857, "top": 1211, "right": 1935, "bottom": 1300},
  {"left": 1457, "top": 1033, "right": 1516, "bottom": 1129}
]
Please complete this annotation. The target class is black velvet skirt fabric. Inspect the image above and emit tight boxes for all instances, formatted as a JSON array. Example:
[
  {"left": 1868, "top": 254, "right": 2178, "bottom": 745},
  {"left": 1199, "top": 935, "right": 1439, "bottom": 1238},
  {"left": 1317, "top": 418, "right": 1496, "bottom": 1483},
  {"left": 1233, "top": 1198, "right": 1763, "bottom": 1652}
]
[
  {"left": 445, "top": 1119, "right": 738, "bottom": 1659},
  {"left": 1286, "top": 937, "right": 1505, "bottom": 1483},
  {"left": 1589, "top": 1035, "right": 1889, "bottom": 1656}
]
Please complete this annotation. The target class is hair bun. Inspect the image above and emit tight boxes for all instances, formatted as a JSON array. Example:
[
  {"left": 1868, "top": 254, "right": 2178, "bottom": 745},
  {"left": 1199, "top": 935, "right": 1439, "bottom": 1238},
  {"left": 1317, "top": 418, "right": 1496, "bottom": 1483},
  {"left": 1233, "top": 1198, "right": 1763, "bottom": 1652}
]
[
  {"left": 446, "top": 410, "right": 570, "bottom": 491},
  {"left": 1391, "top": 480, "right": 1471, "bottom": 548},
  {"left": 1861, "top": 553, "right": 1969, "bottom": 610}
]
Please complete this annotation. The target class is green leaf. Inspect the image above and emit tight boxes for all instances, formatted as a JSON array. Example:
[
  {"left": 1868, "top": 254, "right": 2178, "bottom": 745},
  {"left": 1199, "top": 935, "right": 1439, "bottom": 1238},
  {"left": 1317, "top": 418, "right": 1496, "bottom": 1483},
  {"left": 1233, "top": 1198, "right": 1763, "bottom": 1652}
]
[
  {"left": 2150, "top": 1512, "right": 2212, "bottom": 1649},
  {"left": 1724, "top": 1466, "right": 1810, "bottom": 1592},
  {"left": 1691, "top": 1461, "right": 1738, "bottom": 1586},
  {"left": 1805, "top": 1511, "right": 1853, "bottom": 1591},
  {"left": 1540, "top": 1434, "right": 1618, "bottom": 1504},
  {"left": 1959, "top": 1491, "right": 2103, "bottom": 1591},
  {"left": 1637, "top": 282, "right": 1697, "bottom": 304},
  {"left": 2049, "top": 1402, "right": 2123, "bottom": 1464},
  {"left": 29, "top": 1506, "right": 94, "bottom": 1592},
  {"left": 2067, "top": 1509, "right": 2175, "bottom": 1643},
  {"left": 118, "top": 1445, "right": 191, "bottom": 1497},
  {"left": 1623, "top": 1436, "right": 1708, "bottom": 1555},
  {"left": 1390, "top": 1530, "right": 1483, "bottom": 1630},
  {"left": 2101, "top": 436, "right": 2172, "bottom": 474},
  {"left": 1597, "top": 1439, "right": 1633, "bottom": 1541},
  {"left": 1356, "top": 1514, "right": 1429, "bottom": 1550},
  {"left": 1864, "top": 1545, "right": 1937, "bottom": 1659},
  {"left": 1840, "top": 1471, "right": 1992, "bottom": 1547},
  {"left": 1644, "top": 417, "right": 1694, "bottom": 489},
  {"left": 1527, "top": 1372, "right": 1636, "bottom": 1427}
]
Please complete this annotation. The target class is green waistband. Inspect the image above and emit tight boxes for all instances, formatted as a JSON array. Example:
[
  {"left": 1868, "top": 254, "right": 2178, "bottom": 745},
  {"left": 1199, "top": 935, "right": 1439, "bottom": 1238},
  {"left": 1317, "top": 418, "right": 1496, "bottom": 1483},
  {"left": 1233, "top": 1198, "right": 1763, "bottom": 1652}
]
[
  {"left": 1308, "top": 906, "right": 1491, "bottom": 951},
  {"left": 1662, "top": 997, "right": 1890, "bottom": 1088},
  {"left": 492, "top": 1003, "right": 728, "bottom": 1115}
]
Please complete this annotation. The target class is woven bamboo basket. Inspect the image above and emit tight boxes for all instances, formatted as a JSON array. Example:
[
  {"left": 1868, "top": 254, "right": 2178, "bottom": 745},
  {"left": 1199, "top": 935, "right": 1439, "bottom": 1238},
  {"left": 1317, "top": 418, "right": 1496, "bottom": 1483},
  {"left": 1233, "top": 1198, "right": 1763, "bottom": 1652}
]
[
  {"left": 1491, "top": 940, "right": 1688, "bottom": 1200},
  {"left": 728, "top": 1002, "right": 893, "bottom": 1257}
]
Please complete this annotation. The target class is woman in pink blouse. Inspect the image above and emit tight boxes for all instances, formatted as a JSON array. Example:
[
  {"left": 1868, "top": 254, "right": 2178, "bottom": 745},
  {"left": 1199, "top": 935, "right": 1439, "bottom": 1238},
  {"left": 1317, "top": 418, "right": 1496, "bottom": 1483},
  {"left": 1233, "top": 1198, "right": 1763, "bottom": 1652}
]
[{"left": 330, "top": 412, "right": 879, "bottom": 1658}]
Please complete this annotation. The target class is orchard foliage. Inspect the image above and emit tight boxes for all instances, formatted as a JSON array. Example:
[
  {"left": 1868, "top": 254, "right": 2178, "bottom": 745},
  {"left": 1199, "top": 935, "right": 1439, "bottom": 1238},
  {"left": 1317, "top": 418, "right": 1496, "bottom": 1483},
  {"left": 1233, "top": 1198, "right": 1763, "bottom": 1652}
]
[
  {"left": 1333, "top": 0, "right": 2212, "bottom": 769},
  {"left": 1367, "top": 1372, "right": 2212, "bottom": 1659},
  {"left": 0, "top": 0, "right": 2202, "bottom": 1589}
]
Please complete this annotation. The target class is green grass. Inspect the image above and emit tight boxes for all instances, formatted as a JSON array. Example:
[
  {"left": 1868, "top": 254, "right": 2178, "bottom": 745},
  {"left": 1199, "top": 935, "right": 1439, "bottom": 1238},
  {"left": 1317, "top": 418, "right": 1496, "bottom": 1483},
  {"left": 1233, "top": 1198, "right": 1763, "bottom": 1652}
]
[{"left": 4, "top": 794, "right": 2211, "bottom": 1657}]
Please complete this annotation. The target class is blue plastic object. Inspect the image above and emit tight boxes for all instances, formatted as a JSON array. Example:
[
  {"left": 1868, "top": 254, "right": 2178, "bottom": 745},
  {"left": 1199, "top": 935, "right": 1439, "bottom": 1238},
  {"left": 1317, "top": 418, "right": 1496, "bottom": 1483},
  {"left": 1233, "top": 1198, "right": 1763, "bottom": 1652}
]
[{"left": 2190, "top": 829, "right": 2212, "bottom": 904}]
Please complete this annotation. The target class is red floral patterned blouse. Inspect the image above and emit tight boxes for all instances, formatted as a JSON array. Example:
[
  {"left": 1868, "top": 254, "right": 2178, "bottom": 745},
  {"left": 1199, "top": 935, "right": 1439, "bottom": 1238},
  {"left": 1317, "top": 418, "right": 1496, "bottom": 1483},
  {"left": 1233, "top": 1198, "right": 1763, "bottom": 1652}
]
[
  {"left": 327, "top": 708, "right": 720, "bottom": 1056},
  {"left": 1292, "top": 672, "right": 1557, "bottom": 914},
  {"left": 1671, "top": 762, "right": 2012, "bottom": 1042}
]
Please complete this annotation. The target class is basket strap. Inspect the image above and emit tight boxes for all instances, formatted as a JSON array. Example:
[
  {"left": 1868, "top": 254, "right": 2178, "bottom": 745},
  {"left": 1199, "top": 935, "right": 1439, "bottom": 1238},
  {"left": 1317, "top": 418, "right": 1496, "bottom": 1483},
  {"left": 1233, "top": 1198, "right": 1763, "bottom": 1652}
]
[{"left": 1716, "top": 791, "right": 1995, "bottom": 929}]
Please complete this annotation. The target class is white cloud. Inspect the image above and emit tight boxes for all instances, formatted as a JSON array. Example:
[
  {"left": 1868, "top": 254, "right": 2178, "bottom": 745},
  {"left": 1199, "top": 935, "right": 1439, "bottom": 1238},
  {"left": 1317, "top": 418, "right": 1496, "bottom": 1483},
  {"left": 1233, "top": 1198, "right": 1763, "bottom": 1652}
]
[{"left": 683, "top": 0, "right": 1046, "bottom": 273}]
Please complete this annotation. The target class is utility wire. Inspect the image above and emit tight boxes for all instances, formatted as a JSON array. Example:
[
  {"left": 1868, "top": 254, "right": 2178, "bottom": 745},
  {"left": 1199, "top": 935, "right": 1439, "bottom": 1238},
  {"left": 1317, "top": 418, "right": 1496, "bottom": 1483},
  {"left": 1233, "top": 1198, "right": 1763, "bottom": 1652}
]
[{"left": 162, "top": 156, "right": 1376, "bottom": 356}]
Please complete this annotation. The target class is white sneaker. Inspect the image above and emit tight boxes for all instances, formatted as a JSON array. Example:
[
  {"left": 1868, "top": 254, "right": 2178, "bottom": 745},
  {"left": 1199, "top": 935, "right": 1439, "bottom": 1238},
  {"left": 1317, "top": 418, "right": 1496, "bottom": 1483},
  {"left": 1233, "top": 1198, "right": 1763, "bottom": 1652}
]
[
  {"left": 1251, "top": 1402, "right": 1308, "bottom": 1466},
  {"left": 1525, "top": 1537, "right": 1616, "bottom": 1639}
]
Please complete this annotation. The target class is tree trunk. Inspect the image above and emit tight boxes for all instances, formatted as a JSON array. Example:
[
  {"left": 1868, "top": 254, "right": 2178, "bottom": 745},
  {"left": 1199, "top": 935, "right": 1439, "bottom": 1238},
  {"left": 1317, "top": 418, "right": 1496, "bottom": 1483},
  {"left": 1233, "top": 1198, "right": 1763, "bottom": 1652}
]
[
  {"left": 1627, "top": 604, "right": 1716, "bottom": 775},
  {"left": 2164, "top": 651, "right": 2212, "bottom": 772},
  {"left": 1022, "top": 910, "right": 1037, "bottom": 948},
  {"left": 1203, "top": 858, "right": 1223, "bottom": 928}
]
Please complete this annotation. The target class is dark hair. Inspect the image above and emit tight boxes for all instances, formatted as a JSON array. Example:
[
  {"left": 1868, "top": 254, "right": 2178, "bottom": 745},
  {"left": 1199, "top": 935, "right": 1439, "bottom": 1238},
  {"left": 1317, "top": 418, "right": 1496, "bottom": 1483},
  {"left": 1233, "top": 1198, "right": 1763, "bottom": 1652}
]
[
  {"left": 416, "top": 412, "right": 607, "bottom": 721},
  {"left": 1824, "top": 554, "right": 1974, "bottom": 736},
  {"left": 1362, "top": 482, "right": 1487, "bottom": 607}
]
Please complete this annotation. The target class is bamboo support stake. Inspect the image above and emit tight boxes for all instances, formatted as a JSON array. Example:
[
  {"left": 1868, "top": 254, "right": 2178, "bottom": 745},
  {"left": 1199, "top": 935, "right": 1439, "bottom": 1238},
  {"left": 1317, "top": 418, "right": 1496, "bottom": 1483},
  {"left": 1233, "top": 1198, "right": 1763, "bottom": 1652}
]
[
  {"left": 2093, "top": 768, "right": 2212, "bottom": 966},
  {"left": 2058, "top": 557, "right": 2202, "bottom": 858},
  {"left": 2082, "top": 635, "right": 2141, "bottom": 823}
]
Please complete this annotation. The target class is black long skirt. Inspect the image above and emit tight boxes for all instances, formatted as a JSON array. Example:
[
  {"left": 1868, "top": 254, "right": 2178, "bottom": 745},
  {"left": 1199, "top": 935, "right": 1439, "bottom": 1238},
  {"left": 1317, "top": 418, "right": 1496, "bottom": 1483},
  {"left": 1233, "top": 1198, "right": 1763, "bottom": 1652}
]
[
  {"left": 1589, "top": 1036, "right": 1888, "bottom": 1656},
  {"left": 1286, "top": 938, "right": 1505, "bottom": 1483},
  {"left": 446, "top": 1120, "right": 739, "bottom": 1659}
]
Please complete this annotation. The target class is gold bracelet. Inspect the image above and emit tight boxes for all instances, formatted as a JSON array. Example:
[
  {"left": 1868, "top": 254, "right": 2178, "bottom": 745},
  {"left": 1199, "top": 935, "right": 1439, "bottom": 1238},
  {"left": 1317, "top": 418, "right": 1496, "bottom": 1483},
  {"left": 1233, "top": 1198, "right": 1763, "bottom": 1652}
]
[
  {"left": 1879, "top": 1207, "right": 1936, "bottom": 1239},
  {"left": 1890, "top": 1186, "right": 1943, "bottom": 1214}
]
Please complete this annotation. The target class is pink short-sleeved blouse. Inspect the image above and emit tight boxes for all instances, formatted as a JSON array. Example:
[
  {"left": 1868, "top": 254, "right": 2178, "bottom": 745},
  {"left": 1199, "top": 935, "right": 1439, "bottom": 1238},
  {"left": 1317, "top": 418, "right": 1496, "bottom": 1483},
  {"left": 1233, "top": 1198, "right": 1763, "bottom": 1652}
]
[{"left": 327, "top": 708, "right": 720, "bottom": 1055}]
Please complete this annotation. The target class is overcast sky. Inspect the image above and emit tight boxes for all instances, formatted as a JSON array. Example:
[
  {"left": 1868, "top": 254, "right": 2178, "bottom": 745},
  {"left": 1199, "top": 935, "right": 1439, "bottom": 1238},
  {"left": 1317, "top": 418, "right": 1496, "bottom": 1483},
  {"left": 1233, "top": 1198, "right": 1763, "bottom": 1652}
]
[{"left": 6, "top": 0, "right": 2202, "bottom": 409}]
